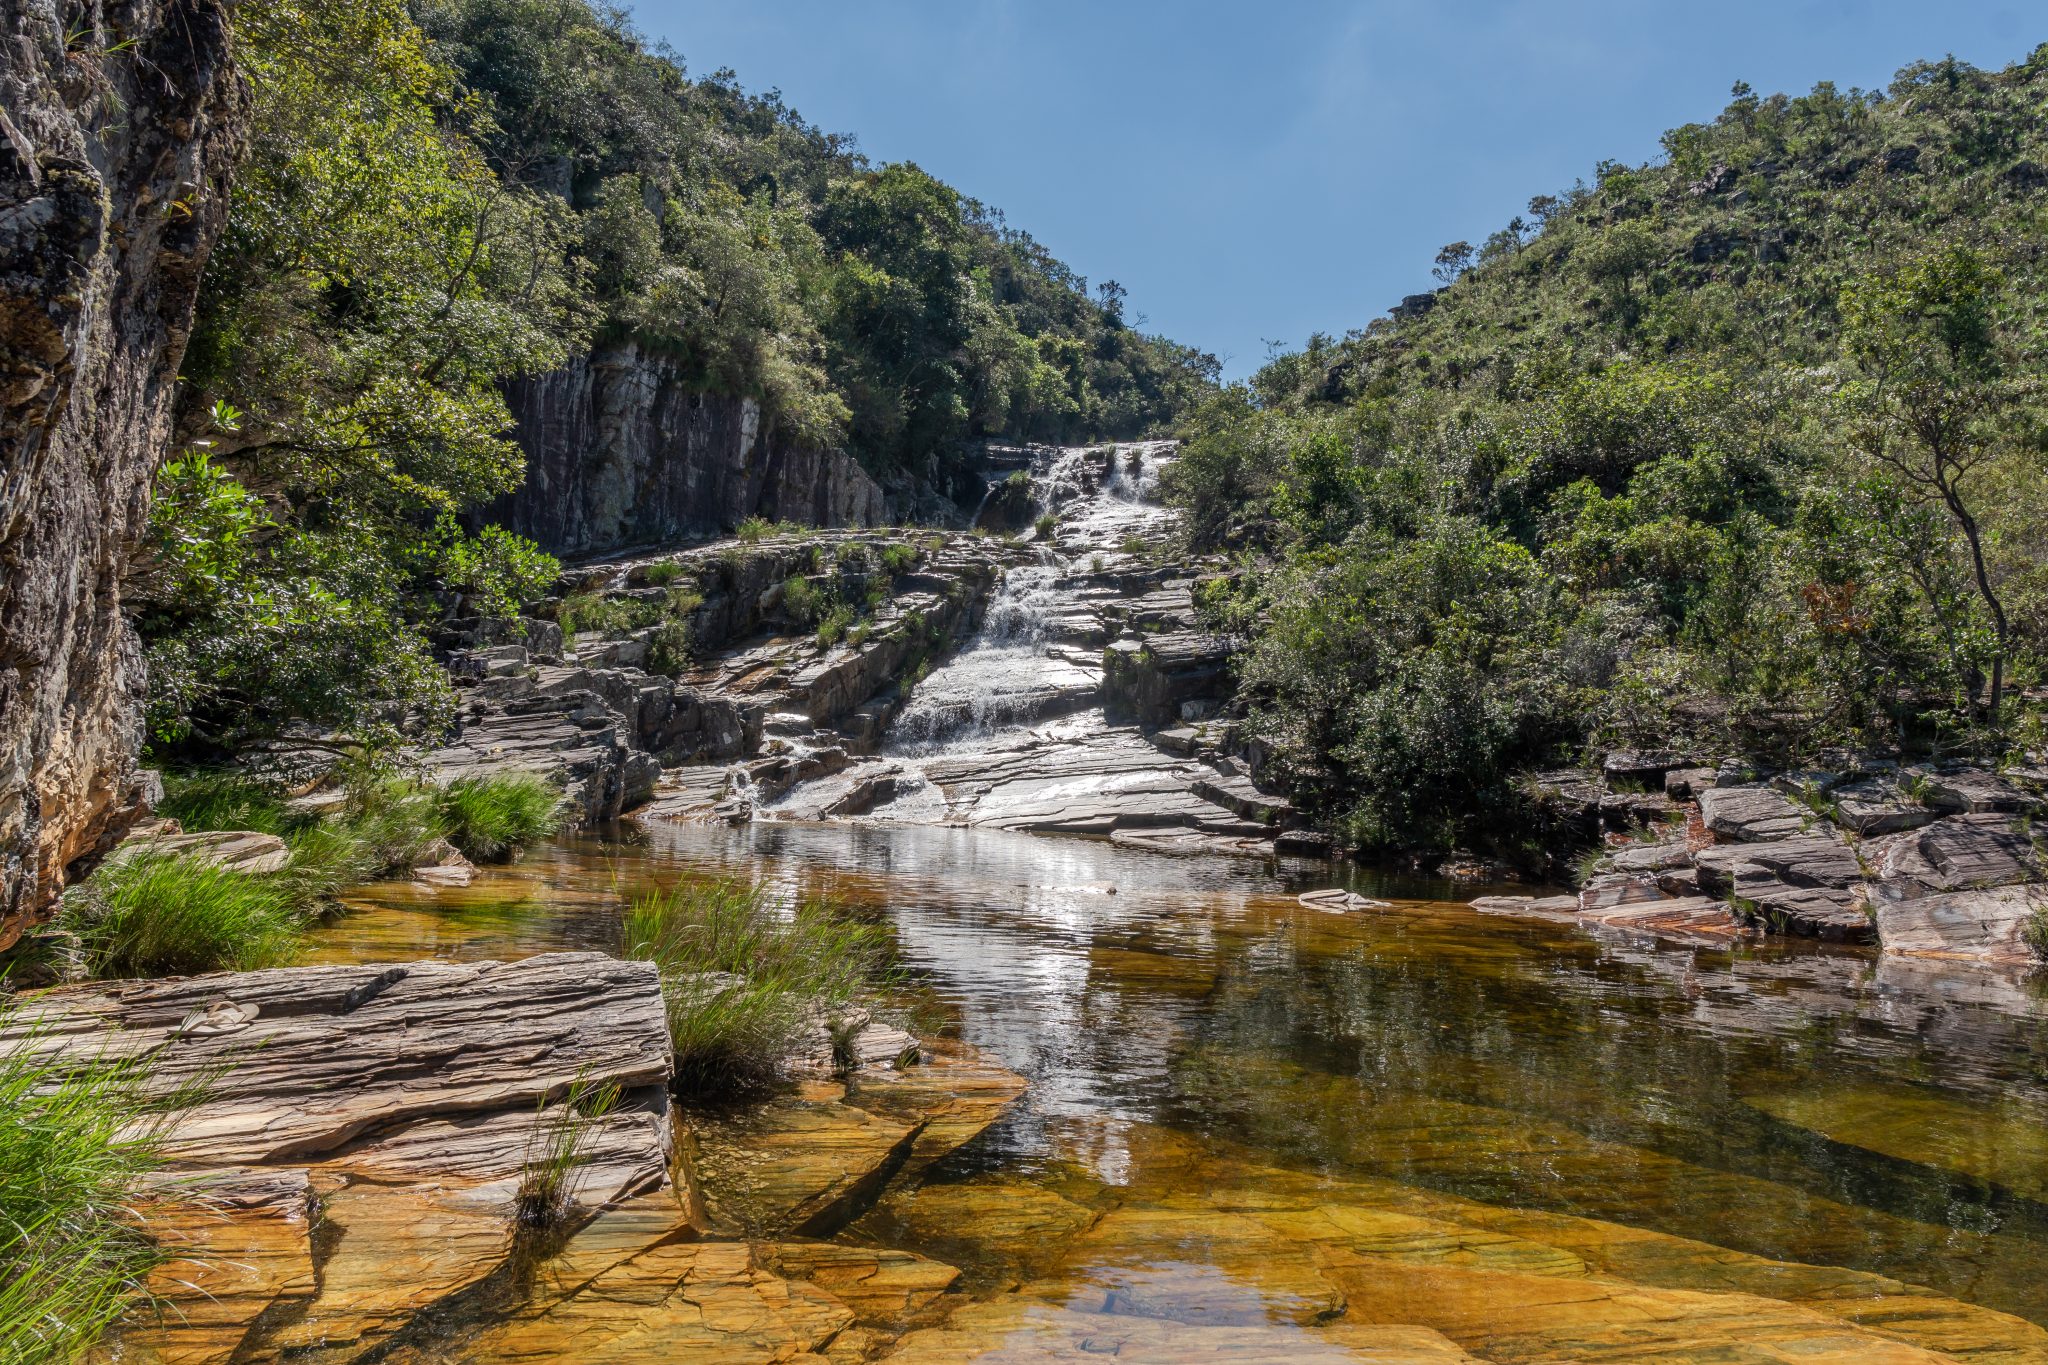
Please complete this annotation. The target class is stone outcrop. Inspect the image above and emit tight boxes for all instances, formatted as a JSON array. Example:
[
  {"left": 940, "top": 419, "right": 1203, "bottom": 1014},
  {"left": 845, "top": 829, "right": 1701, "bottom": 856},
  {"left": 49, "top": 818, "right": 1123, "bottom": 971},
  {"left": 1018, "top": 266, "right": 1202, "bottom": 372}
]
[
  {"left": 480, "top": 343, "right": 885, "bottom": 555},
  {"left": 1493, "top": 755, "right": 2048, "bottom": 962},
  {"left": 0, "top": 0, "right": 242, "bottom": 943},
  {"left": 10, "top": 951, "right": 1031, "bottom": 1361}
]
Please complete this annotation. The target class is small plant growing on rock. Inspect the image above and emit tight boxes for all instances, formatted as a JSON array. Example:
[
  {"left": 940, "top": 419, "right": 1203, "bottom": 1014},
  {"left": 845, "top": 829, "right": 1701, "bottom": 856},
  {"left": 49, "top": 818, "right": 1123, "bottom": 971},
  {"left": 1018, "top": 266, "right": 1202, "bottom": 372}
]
[
  {"left": 1035, "top": 513, "right": 1057, "bottom": 538},
  {"left": 2025, "top": 904, "right": 2048, "bottom": 963},
  {"left": 879, "top": 543, "right": 917, "bottom": 575},
  {"left": 736, "top": 515, "right": 772, "bottom": 543},
  {"left": 641, "top": 560, "right": 686, "bottom": 587},
  {"left": 514, "top": 1074, "right": 622, "bottom": 1231},
  {"left": 816, "top": 604, "right": 856, "bottom": 648}
]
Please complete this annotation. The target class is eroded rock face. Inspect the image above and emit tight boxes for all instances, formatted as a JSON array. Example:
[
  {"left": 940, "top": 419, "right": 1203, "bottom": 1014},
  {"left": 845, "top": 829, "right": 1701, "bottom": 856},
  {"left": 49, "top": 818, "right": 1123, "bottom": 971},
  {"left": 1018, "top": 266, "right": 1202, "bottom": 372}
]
[
  {"left": 0, "top": 0, "right": 242, "bottom": 943},
  {"left": 480, "top": 343, "right": 886, "bottom": 555}
]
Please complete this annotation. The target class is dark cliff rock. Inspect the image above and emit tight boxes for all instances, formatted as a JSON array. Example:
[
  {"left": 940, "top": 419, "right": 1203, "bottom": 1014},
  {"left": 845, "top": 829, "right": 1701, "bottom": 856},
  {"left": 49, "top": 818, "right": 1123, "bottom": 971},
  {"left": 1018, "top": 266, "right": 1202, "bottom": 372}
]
[
  {"left": 0, "top": 0, "right": 242, "bottom": 944},
  {"left": 482, "top": 343, "right": 886, "bottom": 555}
]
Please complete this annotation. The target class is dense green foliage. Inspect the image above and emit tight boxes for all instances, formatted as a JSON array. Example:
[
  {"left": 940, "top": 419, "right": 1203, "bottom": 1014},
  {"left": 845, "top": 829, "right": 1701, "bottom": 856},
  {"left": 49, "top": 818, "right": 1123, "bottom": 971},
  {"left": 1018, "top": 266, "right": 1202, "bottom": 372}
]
[
  {"left": 0, "top": 1033, "right": 169, "bottom": 1364},
  {"left": 1171, "top": 50, "right": 2048, "bottom": 860},
  {"left": 139, "top": 0, "right": 1210, "bottom": 755}
]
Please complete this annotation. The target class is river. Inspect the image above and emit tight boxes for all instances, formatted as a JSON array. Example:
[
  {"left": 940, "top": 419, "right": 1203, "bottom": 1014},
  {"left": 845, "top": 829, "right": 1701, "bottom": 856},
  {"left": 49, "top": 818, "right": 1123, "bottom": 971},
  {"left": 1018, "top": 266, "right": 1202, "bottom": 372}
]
[{"left": 289, "top": 443, "right": 2048, "bottom": 1360}]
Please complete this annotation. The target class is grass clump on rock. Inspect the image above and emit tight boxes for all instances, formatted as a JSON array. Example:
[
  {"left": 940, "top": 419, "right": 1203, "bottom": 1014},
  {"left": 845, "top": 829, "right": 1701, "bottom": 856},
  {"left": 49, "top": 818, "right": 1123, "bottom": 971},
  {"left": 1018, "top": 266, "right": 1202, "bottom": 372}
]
[
  {"left": 434, "top": 773, "right": 564, "bottom": 863},
  {"left": 514, "top": 1074, "right": 623, "bottom": 1232},
  {"left": 61, "top": 853, "right": 306, "bottom": 979},
  {"left": 622, "top": 878, "right": 893, "bottom": 1091},
  {"left": 0, "top": 1017, "right": 172, "bottom": 1362}
]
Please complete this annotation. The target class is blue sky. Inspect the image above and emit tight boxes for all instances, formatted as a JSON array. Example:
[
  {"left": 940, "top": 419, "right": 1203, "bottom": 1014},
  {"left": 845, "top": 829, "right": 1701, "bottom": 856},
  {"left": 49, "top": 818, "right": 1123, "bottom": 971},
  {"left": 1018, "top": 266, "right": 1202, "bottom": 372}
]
[{"left": 629, "top": 1, "right": 2036, "bottom": 379}]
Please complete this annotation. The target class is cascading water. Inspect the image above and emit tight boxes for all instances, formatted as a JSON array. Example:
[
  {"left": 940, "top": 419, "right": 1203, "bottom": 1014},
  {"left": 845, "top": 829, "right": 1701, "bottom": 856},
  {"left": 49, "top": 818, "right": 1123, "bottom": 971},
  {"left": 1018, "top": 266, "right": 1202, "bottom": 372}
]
[{"left": 852, "top": 440, "right": 1179, "bottom": 820}]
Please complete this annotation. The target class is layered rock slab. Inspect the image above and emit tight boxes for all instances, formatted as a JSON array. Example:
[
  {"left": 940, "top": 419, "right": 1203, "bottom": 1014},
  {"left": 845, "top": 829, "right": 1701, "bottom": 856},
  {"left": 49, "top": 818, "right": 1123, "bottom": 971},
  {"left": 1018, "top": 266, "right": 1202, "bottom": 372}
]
[{"left": 10, "top": 953, "right": 672, "bottom": 1162}]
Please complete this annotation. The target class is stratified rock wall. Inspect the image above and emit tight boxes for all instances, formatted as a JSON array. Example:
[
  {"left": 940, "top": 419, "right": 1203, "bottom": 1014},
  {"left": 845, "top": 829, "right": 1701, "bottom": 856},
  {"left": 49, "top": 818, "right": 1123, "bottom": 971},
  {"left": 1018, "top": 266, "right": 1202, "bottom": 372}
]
[
  {"left": 0, "top": 0, "right": 242, "bottom": 943},
  {"left": 484, "top": 342, "right": 886, "bottom": 556}
]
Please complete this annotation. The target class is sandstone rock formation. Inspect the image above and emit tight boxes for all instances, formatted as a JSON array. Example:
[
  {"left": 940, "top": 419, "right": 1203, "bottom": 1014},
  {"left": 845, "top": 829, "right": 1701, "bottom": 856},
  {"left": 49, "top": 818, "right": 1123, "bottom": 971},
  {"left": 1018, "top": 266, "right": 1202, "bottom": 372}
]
[
  {"left": 479, "top": 343, "right": 885, "bottom": 555},
  {"left": 0, "top": 0, "right": 242, "bottom": 943}
]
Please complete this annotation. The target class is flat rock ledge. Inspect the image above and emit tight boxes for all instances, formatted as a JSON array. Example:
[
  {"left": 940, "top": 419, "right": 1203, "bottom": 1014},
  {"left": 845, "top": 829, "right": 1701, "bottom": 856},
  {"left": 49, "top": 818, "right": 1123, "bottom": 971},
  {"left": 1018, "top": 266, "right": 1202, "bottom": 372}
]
[{"left": 5, "top": 952, "right": 1029, "bottom": 1363}]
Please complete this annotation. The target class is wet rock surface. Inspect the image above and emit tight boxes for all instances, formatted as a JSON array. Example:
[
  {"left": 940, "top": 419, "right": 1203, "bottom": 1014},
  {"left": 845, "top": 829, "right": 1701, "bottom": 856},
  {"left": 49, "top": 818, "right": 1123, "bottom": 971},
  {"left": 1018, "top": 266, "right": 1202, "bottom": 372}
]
[{"left": 14, "top": 944, "right": 1028, "bottom": 1363}]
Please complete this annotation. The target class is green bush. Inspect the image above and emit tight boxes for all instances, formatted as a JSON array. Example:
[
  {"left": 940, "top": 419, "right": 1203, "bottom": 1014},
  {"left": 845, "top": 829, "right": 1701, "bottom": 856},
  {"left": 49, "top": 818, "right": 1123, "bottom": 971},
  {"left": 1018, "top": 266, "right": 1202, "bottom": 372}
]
[
  {"left": 641, "top": 560, "right": 686, "bottom": 586},
  {"left": 60, "top": 853, "right": 307, "bottom": 979},
  {"left": 0, "top": 1022, "right": 172, "bottom": 1363},
  {"left": 736, "top": 515, "right": 772, "bottom": 543},
  {"left": 434, "top": 773, "right": 564, "bottom": 863},
  {"left": 621, "top": 878, "right": 893, "bottom": 1091},
  {"left": 878, "top": 543, "right": 918, "bottom": 575},
  {"left": 781, "top": 575, "right": 828, "bottom": 628},
  {"left": 1034, "top": 513, "right": 1057, "bottom": 538},
  {"left": 815, "top": 604, "right": 857, "bottom": 648}
]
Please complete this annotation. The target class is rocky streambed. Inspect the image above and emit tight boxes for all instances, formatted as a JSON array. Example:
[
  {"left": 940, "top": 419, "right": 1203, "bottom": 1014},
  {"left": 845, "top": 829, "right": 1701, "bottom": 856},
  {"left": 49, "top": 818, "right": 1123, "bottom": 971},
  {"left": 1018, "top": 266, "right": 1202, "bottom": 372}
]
[{"left": 33, "top": 440, "right": 2048, "bottom": 1362}]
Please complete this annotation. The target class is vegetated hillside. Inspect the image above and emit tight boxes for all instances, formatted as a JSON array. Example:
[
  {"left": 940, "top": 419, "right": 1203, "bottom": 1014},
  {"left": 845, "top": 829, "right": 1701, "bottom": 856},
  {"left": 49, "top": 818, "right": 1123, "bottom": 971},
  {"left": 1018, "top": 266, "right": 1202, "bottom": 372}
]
[
  {"left": 1170, "top": 49, "right": 2048, "bottom": 863},
  {"left": 139, "top": 0, "right": 1214, "bottom": 759}
]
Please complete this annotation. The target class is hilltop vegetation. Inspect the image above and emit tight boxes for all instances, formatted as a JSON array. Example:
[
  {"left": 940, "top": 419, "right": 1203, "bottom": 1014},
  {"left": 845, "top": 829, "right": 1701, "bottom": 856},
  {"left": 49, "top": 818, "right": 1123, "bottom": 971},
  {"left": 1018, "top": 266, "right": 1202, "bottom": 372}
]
[
  {"left": 1171, "top": 49, "right": 2048, "bottom": 860},
  {"left": 140, "top": 0, "right": 1213, "bottom": 756}
]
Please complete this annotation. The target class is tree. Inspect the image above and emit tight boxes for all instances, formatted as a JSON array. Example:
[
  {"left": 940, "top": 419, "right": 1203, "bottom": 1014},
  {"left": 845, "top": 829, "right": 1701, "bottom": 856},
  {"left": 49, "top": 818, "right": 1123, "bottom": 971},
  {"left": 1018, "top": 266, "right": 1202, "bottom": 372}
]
[
  {"left": 1432, "top": 241, "right": 1475, "bottom": 285},
  {"left": 1842, "top": 245, "right": 2019, "bottom": 717}
]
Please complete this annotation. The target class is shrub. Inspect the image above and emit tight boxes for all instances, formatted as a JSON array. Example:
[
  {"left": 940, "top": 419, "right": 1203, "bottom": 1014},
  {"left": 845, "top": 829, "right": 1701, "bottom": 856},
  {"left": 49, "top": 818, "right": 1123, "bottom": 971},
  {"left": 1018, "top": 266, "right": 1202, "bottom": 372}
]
[
  {"left": 782, "top": 576, "right": 829, "bottom": 628},
  {"left": 558, "top": 593, "right": 664, "bottom": 638},
  {"left": 736, "top": 515, "right": 771, "bottom": 542},
  {"left": 1034, "top": 513, "right": 1057, "bottom": 538},
  {"left": 815, "top": 604, "right": 857, "bottom": 648},
  {"left": 60, "top": 852, "right": 306, "bottom": 979},
  {"left": 647, "top": 618, "right": 692, "bottom": 675},
  {"left": 641, "top": 560, "right": 686, "bottom": 587},
  {"left": 435, "top": 773, "right": 564, "bottom": 863},
  {"left": 879, "top": 543, "right": 917, "bottom": 575},
  {"left": 0, "top": 1023, "right": 171, "bottom": 1362},
  {"left": 621, "top": 878, "right": 893, "bottom": 1091}
]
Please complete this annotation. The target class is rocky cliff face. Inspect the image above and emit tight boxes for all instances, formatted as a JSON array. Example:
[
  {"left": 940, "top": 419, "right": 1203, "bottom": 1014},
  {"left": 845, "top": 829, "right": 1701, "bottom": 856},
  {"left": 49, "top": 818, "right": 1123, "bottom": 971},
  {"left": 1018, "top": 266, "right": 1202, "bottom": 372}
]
[
  {"left": 0, "top": 0, "right": 242, "bottom": 943},
  {"left": 483, "top": 343, "right": 886, "bottom": 556}
]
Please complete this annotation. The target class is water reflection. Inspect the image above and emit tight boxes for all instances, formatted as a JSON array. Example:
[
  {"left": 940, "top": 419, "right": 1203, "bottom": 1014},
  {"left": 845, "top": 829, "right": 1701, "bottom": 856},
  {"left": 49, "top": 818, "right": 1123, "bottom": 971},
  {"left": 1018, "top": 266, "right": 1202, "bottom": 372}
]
[{"left": 311, "top": 818, "right": 2048, "bottom": 1331}]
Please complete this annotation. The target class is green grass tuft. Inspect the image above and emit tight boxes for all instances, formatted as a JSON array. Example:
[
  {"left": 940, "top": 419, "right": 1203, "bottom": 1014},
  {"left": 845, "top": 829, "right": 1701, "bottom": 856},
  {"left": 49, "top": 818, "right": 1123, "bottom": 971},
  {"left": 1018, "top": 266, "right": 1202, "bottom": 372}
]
[
  {"left": 641, "top": 560, "right": 685, "bottom": 586},
  {"left": 435, "top": 774, "right": 564, "bottom": 864},
  {"left": 514, "top": 1074, "right": 623, "bottom": 1231},
  {"left": 60, "top": 853, "right": 306, "bottom": 979},
  {"left": 0, "top": 1023, "right": 172, "bottom": 1363},
  {"left": 735, "top": 515, "right": 771, "bottom": 542},
  {"left": 621, "top": 878, "right": 893, "bottom": 1092},
  {"left": 154, "top": 771, "right": 309, "bottom": 837}
]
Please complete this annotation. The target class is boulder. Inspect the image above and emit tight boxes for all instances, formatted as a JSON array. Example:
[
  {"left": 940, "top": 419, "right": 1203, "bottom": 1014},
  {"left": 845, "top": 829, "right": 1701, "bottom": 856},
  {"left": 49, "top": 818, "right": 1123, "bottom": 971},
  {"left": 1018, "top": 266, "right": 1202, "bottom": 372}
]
[
  {"left": 1298, "top": 889, "right": 1389, "bottom": 913},
  {"left": 1602, "top": 750, "right": 1682, "bottom": 787},
  {"left": 1870, "top": 813, "right": 2040, "bottom": 899},
  {"left": 5, "top": 953, "right": 673, "bottom": 1164},
  {"left": 1831, "top": 777, "right": 1935, "bottom": 836},
  {"left": 109, "top": 828, "right": 291, "bottom": 876},
  {"left": 1914, "top": 767, "right": 2039, "bottom": 815},
  {"left": 1664, "top": 767, "right": 1717, "bottom": 800},
  {"left": 1697, "top": 784, "right": 1810, "bottom": 842},
  {"left": 1875, "top": 885, "right": 2046, "bottom": 965}
]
